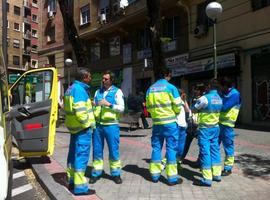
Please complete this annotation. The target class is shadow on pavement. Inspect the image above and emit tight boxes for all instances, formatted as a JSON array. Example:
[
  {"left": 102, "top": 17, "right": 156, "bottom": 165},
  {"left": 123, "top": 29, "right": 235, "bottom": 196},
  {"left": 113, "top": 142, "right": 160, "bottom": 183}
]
[
  {"left": 122, "top": 164, "right": 168, "bottom": 184},
  {"left": 235, "top": 153, "right": 270, "bottom": 180},
  {"left": 51, "top": 172, "right": 69, "bottom": 189},
  {"left": 27, "top": 156, "right": 51, "bottom": 164},
  {"left": 179, "top": 167, "right": 201, "bottom": 182}
]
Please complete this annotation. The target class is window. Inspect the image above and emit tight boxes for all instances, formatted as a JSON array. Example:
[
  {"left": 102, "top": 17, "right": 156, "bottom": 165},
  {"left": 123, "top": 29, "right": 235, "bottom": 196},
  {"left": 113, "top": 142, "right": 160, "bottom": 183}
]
[
  {"left": 13, "top": 55, "right": 20, "bottom": 65},
  {"left": 162, "top": 16, "right": 180, "bottom": 39},
  {"left": 48, "top": 0, "right": 56, "bottom": 12},
  {"left": 90, "top": 43, "right": 101, "bottom": 63},
  {"left": 47, "top": 26, "right": 55, "bottom": 42},
  {"left": 14, "top": 6, "right": 20, "bottom": 16},
  {"left": 31, "top": 59, "right": 38, "bottom": 68},
  {"left": 48, "top": 55, "right": 55, "bottom": 67},
  {"left": 109, "top": 36, "right": 120, "bottom": 56},
  {"left": 14, "top": 23, "right": 20, "bottom": 31},
  {"left": 80, "top": 4, "right": 90, "bottom": 25},
  {"left": 6, "top": 37, "right": 10, "bottom": 47},
  {"left": 32, "top": 29, "right": 38, "bottom": 38},
  {"left": 13, "top": 39, "right": 20, "bottom": 48},
  {"left": 7, "top": 20, "right": 9, "bottom": 28},
  {"left": 252, "top": 0, "right": 270, "bottom": 10},
  {"left": 32, "top": 0, "right": 38, "bottom": 7},
  {"left": 31, "top": 45, "right": 38, "bottom": 52},
  {"left": 137, "top": 28, "right": 150, "bottom": 50},
  {"left": 32, "top": 14, "right": 38, "bottom": 22},
  {"left": 10, "top": 70, "right": 53, "bottom": 105},
  {"left": 6, "top": 2, "right": 9, "bottom": 12}
]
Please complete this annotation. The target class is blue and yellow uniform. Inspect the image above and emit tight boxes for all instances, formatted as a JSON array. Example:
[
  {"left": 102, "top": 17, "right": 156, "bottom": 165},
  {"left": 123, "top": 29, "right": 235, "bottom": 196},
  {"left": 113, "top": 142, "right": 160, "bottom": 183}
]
[
  {"left": 146, "top": 79, "right": 181, "bottom": 184},
  {"left": 219, "top": 87, "right": 241, "bottom": 173},
  {"left": 193, "top": 89, "right": 223, "bottom": 186},
  {"left": 64, "top": 80, "right": 95, "bottom": 194},
  {"left": 91, "top": 85, "right": 124, "bottom": 178}
]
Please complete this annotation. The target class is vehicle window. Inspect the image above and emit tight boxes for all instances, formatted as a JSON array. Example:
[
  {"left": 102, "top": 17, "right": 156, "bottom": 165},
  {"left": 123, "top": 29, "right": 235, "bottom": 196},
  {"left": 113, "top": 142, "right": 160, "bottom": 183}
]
[
  {"left": 10, "top": 71, "right": 53, "bottom": 106},
  {"left": 0, "top": 51, "right": 9, "bottom": 113}
]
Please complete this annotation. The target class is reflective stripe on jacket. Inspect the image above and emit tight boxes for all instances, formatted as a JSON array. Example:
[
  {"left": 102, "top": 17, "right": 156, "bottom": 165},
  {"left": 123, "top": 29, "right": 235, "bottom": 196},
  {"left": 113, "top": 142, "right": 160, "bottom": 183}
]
[
  {"left": 198, "top": 90, "right": 223, "bottom": 128},
  {"left": 64, "top": 80, "right": 95, "bottom": 134},
  {"left": 220, "top": 88, "right": 241, "bottom": 127},
  {"left": 146, "top": 79, "right": 182, "bottom": 125},
  {"left": 94, "top": 85, "right": 121, "bottom": 125}
]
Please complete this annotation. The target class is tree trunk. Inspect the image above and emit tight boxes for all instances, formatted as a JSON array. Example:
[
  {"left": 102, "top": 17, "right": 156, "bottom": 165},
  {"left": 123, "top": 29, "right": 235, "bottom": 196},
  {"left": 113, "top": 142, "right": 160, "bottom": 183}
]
[
  {"left": 58, "top": 0, "right": 90, "bottom": 68},
  {"left": 146, "top": 0, "right": 165, "bottom": 81}
]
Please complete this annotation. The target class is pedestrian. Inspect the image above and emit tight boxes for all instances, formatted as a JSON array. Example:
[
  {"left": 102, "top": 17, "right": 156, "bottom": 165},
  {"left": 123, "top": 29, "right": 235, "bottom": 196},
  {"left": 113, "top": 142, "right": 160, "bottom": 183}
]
[
  {"left": 90, "top": 70, "right": 125, "bottom": 184},
  {"left": 138, "top": 92, "right": 149, "bottom": 129},
  {"left": 219, "top": 77, "right": 241, "bottom": 176},
  {"left": 176, "top": 89, "right": 190, "bottom": 169},
  {"left": 192, "top": 79, "right": 223, "bottom": 187},
  {"left": 64, "top": 68, "right": 96, "bottom": 195},
  {"left": 181, "top": 86, "right": 204, "bottom": 166},
  {"left": 146, "top": 68, "right": 182, "bottom": 186}
]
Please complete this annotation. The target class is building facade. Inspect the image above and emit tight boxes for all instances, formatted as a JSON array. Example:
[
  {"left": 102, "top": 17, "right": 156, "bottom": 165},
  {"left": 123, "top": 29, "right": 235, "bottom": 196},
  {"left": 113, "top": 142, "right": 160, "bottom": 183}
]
[{"left": 71, "top": 0, "right": 270, "bottom": 127}]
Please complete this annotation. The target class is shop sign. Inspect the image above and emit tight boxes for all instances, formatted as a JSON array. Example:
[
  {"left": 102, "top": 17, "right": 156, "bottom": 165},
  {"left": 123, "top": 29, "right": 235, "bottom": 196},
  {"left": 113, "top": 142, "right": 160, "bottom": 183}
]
[
  {"left": 165, "top": 53, "right": 189, "bottom": 77},
  {"left": 186, "top": 53, "right": 236, "bottom": 74},
  {"left": 137, "top": 48, "right": 152, "bottom": 60},
  {"left": 163, "top": 40, "right": 177, "bottom": 52}
]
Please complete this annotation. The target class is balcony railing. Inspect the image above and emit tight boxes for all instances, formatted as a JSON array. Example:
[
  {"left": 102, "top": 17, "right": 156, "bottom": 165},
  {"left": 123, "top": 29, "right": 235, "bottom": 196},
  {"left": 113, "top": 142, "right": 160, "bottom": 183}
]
[
  {"left": 23, "top": 31, "right": 32, "bottom": 40},
  {"left": 23, "top": 0, "right": 31, "bottom": 8}
]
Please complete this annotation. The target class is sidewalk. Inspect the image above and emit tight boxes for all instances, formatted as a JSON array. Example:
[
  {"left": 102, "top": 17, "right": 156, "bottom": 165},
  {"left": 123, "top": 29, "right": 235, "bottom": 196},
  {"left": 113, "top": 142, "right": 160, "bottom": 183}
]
[{"left": 30, "top": 125, "right": 270, "bottom": 200}]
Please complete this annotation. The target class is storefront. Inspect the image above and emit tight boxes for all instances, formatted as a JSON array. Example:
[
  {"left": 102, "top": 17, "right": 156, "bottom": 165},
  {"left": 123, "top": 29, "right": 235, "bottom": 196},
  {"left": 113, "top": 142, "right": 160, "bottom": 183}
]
[{"left": 251, "top": 52, "right": 270, "bottom": 123}]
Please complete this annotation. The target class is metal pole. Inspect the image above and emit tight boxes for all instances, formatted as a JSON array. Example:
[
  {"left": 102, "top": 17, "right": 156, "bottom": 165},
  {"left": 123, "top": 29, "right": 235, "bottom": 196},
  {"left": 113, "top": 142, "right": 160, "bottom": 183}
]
[
  {"left": 213, "top": 20, "right": 217, "bottom": 79},
  {"left": 68, "top": 67, "right": 71, "bottom": 86},
  {"left": 2, "top": 0, "right": 7, "bottom": 70}
]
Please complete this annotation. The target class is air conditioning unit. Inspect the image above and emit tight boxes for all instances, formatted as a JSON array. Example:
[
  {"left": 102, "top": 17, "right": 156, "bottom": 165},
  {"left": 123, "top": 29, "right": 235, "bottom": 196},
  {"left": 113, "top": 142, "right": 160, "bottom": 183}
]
[
  {"left": 48, "top": 11, "right": 54, "bottom": 20},
  {"left": 100, "top": 13, "right": 106, "bottom": 24},
  {"left": 193, "top": 25, "right": 207, "bottom": 38}
]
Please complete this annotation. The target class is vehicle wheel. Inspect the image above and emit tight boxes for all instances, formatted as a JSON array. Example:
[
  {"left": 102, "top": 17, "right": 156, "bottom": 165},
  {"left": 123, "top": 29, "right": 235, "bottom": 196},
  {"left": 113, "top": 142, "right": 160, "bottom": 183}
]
[{"left": 6, "top": 160, "right": 13, "bottom": 200}]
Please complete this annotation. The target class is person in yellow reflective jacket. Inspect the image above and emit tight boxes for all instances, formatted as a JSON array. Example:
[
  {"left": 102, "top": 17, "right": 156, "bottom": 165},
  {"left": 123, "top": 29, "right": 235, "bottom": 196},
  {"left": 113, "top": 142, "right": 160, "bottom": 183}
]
[
  {"left": 90, "top": 70, "right": 125, "bottom": 184},
  {"left": 219, "top": 77, "right": 241, "bottom": 176},
  {"left": 146, "top": 68, "right": 182, "bottom": 186},
  {"left": 64, "top": 68, "right": 96, "bottom": 196},
  {"left": 192, "top": 79, "right": 223, "bottom": 187},
  {"left": 25, "top": 79, "right": 33, "bottom": 104}
]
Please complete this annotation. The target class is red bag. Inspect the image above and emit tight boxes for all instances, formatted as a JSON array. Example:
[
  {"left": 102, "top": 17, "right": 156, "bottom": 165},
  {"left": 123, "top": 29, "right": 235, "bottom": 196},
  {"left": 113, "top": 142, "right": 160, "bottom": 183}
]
[{"left": 143, "top": 106, "right": 149, "bottom": 117}]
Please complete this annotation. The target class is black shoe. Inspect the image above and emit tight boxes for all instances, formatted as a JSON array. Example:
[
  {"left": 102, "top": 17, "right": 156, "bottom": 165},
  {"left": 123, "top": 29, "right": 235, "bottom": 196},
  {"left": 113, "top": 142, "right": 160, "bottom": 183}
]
[
  {"left": 193, "top": 180, "right": 211, "bottom": 187},
  {"left": 112, "top": 176, "right": 122, "bottom": 184},
  {"left": 74, "top": 189, "right": 96, "bottom": 196},
  {"left": 68, "top": 184, "right": 74, "bottom": 190},
  {"left": 89, "top": 176, "right": 100, "bottom": 184},
  {"left": 152, "top": 179, "right": 159, "bottom": 183},
  {"left": 221, "top": 170, "right": 232, "bottom": 176},
  {"left": 168, "top": 178, "right": 183, "bottom": 186}
]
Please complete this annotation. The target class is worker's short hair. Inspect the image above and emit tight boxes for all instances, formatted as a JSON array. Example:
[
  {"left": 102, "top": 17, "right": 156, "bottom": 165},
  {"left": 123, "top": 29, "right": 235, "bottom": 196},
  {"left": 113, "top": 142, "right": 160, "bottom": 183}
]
[
  {"left": 157, "top": 68, "right": 172, "bottom": 79},
  {"left": 220, "top": 77, "right": 233, "bottom": 88},
  {"left": 75, "top": 68, "right": 91, "bottom": 81},
  {"left": 208, "top": 79, "right": 220, "bottom": 90},
  {"left": 103, "top": 70, "right": 115, "bottom": 82}
]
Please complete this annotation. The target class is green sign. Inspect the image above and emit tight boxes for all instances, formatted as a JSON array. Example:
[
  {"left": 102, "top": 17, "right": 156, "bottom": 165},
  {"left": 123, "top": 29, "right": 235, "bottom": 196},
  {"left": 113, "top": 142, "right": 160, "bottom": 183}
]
[{"left": 8, "top": 74, "right": 20, "bottom": 84}]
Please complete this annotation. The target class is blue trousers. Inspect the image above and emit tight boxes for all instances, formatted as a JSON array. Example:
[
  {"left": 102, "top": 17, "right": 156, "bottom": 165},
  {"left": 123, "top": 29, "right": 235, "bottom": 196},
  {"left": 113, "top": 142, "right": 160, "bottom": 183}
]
[
  {"left": 177, "top": 126, "right": 187, "bottom": 159},
  {"left": 198, "top": 126, "right": 221, "bottom": 184},
  {"left": 67, "top": 128, "right": 92, "bottom": 194},
  {"left": 150, "top": 122, "right": 179, "bottom": 183},
  {"left": 92, "top": 124, "right": 121, "bottom": 177},
  {"left": 219, "top": 124, "right": 235, "bottom": 171}
]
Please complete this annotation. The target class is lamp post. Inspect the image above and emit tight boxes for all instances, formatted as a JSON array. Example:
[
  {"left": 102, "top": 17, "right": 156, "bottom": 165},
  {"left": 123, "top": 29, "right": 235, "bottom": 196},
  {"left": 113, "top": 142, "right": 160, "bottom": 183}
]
[
  {"left": 205, "top": 2, "right": 223, "bottom": 79},
  {"left": 65, "top": 58, "right": 73, "bottom": 86}
]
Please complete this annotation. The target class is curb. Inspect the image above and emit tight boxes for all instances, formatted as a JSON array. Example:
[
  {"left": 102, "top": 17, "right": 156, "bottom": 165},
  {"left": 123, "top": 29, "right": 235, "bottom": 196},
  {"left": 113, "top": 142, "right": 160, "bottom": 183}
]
[{"left": 28, "top": 157, "right": 73, "bottom": 200}]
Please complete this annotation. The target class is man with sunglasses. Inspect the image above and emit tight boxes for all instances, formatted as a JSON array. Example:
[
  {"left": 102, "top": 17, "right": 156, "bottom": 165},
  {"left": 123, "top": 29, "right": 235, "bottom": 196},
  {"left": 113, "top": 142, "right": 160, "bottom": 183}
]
[{"left": 90, "top": 70, "right": 125, "bottom": 184}]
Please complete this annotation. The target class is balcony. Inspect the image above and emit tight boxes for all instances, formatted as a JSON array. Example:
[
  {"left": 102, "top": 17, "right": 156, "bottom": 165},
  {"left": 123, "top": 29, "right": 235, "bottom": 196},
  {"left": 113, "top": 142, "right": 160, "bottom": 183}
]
[
  {"left": 24, "top": 16, "right": 31, "bottom": 24},
  {"left": 22, "top": 48, "right": 31, "bottom": 56},
  {"left": 23, "top": 0, "right": 31, "bottom": 8},
  {"left": 23, "top": 31, "right": 32, "bottom": 40}
]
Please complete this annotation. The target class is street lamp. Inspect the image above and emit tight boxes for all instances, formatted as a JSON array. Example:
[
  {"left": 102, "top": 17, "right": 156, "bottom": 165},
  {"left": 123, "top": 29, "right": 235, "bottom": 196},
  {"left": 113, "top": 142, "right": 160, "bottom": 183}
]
[
  {"left": 65, "top": 58, "right": 73, "bottom": 86},
  {"left": 205, "top": 2, "right": 223, "bottom": 79}
]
